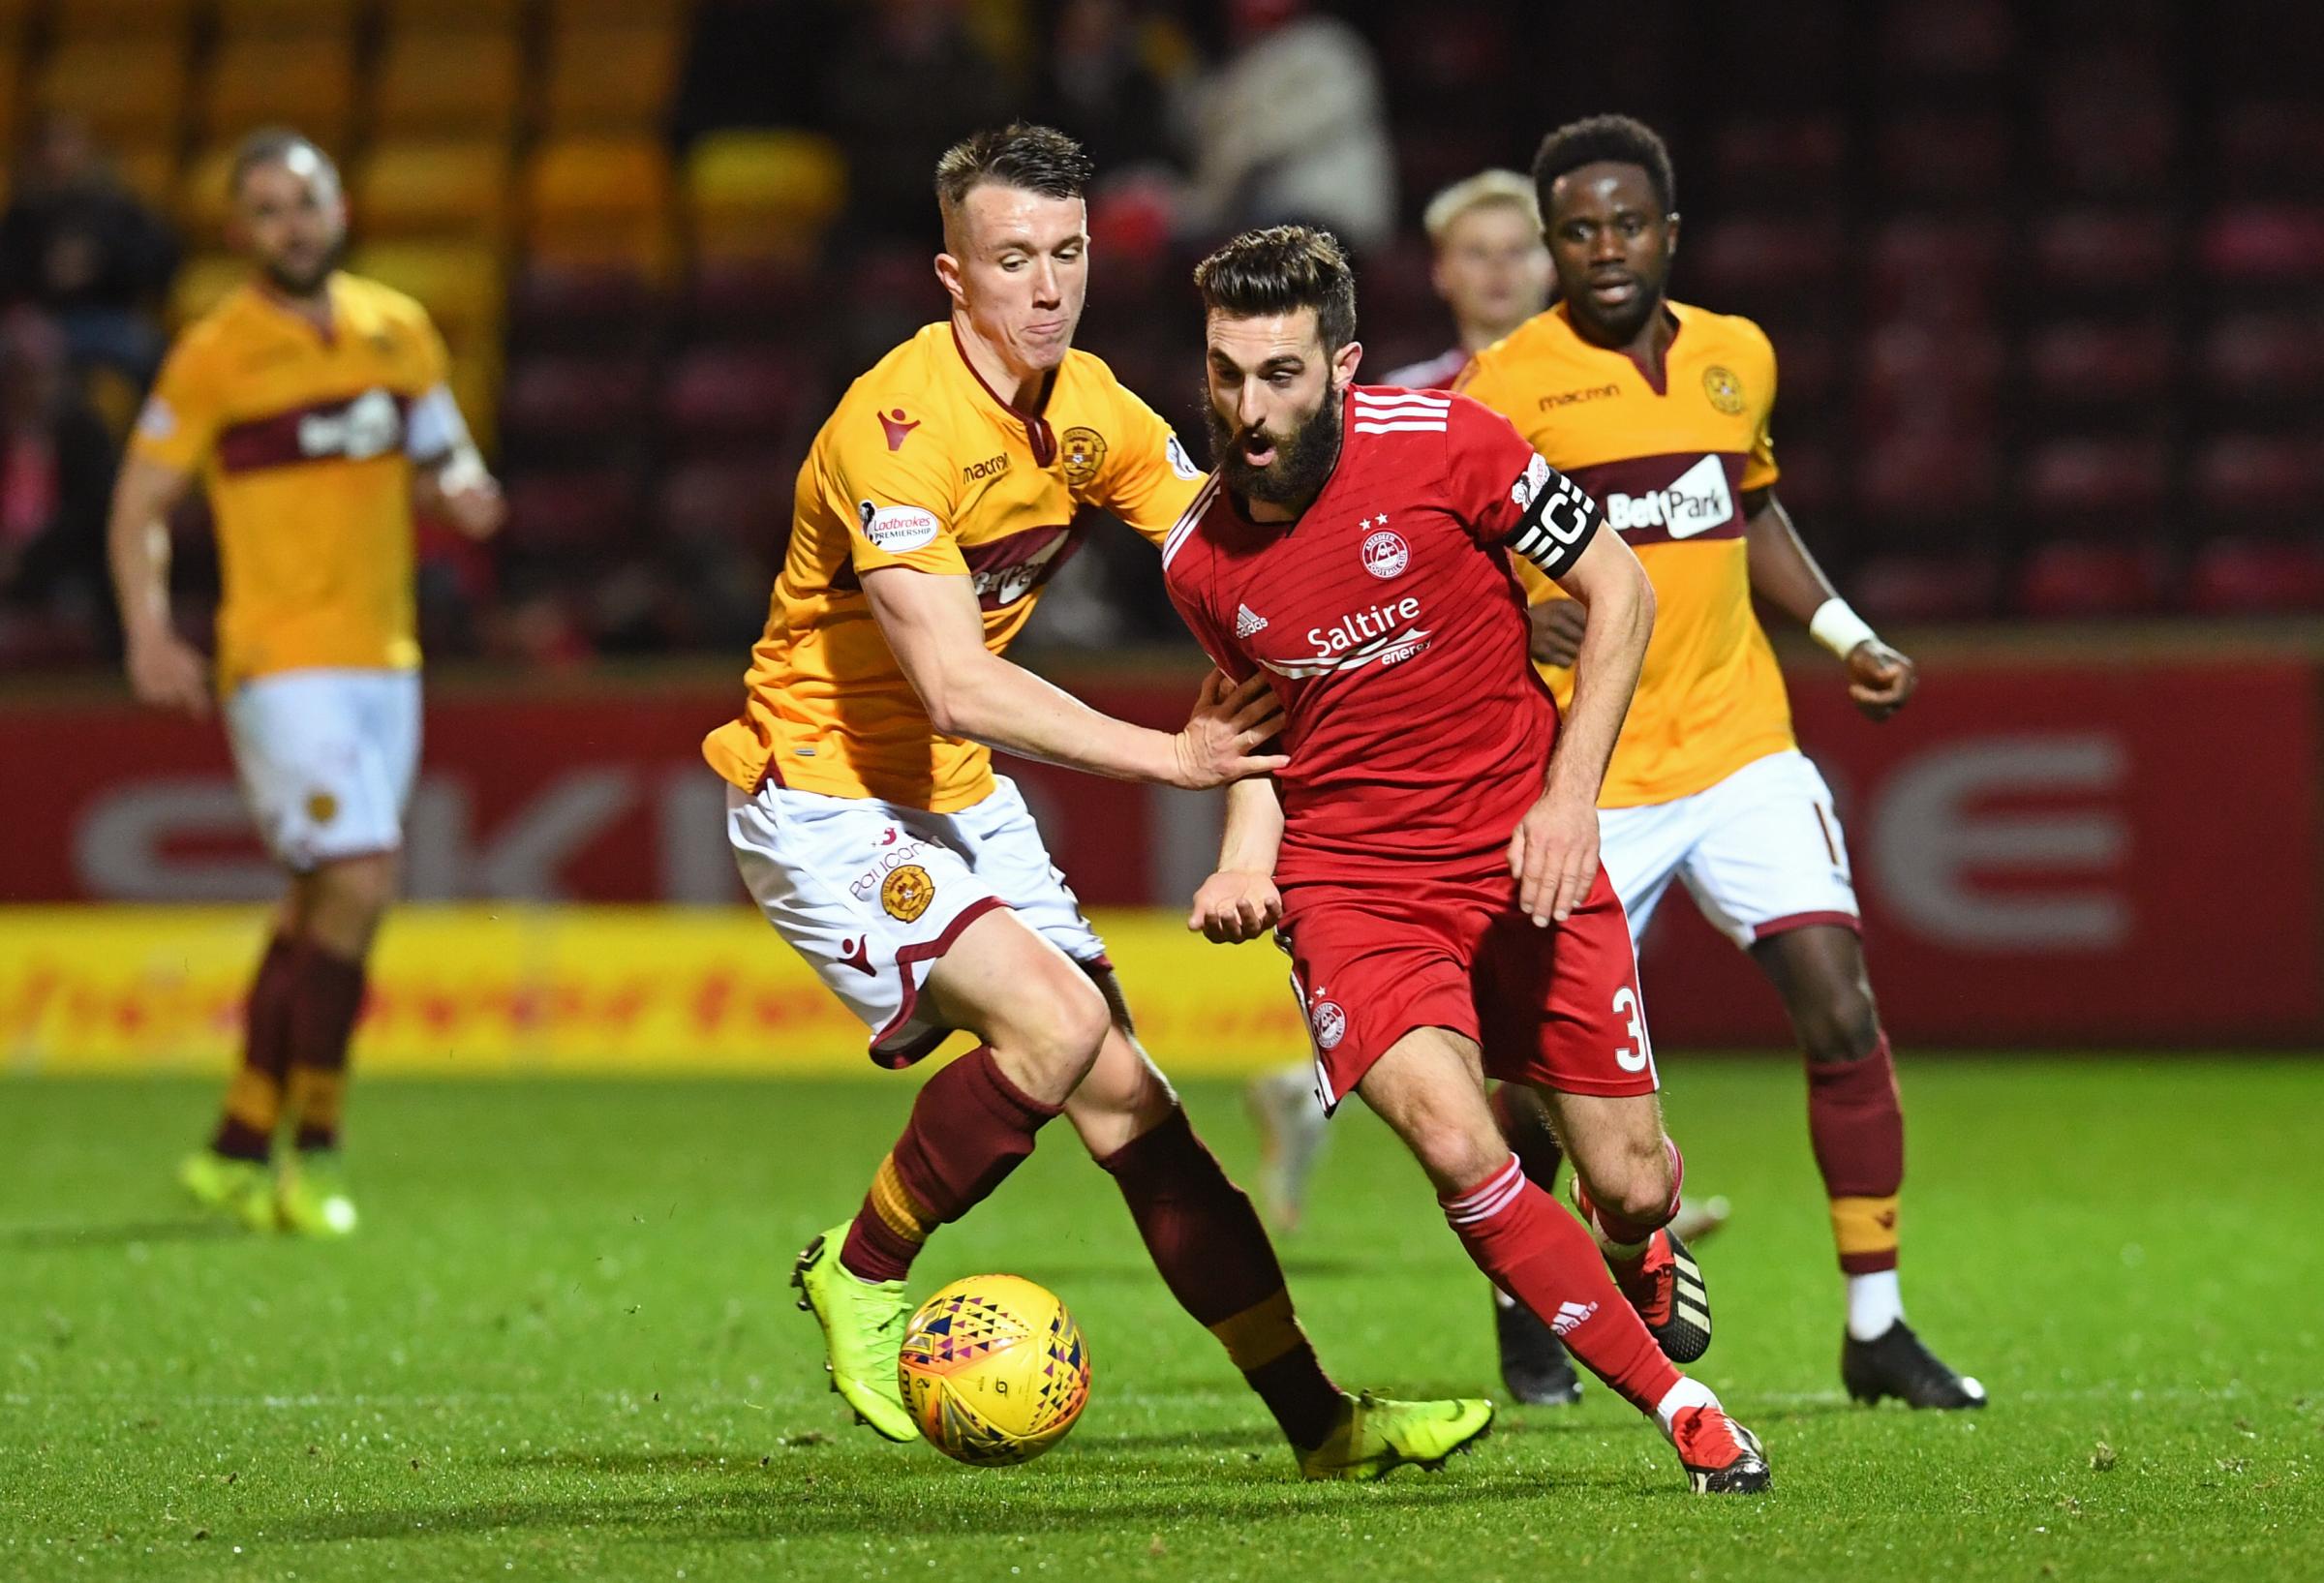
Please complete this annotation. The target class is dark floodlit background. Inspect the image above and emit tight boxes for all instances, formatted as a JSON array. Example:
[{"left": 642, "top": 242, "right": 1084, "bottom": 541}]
[{"left": 1, "top": 0, "right": 2318, "bottom": 1054}]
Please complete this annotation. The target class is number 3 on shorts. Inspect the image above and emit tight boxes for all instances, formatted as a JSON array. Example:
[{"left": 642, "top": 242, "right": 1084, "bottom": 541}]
[{"left": 1612, "top": 986, "right": 1652, "bottom": 1074}]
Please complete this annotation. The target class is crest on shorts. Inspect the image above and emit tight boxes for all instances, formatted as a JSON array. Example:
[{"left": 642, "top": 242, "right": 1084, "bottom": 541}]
[
  {"left": 1701, "top": 365, "right": 1746, "bottom": 414},
  {"left": 305, "top": 790, "right": 339, "bottom": 825},
  {"left": 881, "top": 865, "right": 935, "bottom": 922},
  {"left": 1309, "top": 1000, "right": 1346, "bottom": 1050},
  {"left": 1058, "top": 426, "right": 1107, "bottom": 488}
]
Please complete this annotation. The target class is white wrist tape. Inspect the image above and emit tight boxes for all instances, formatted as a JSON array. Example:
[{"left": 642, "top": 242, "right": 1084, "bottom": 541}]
[{"left": 1809, "top": 597, "right": 1878, "bottom": 659}]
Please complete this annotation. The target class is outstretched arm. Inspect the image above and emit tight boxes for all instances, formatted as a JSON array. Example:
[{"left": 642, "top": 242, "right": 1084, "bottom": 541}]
[
  {"left": 1743, "top": 489, "right": 1916, "bottom": 721},
  {"left": 864, "top": 564, "right": 1287, "bottom": 790}
]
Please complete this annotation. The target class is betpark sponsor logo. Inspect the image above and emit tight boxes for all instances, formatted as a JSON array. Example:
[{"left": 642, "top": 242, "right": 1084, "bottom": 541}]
[{"left": 1604, "top": 453, "right": 1733, "bottom": 538}]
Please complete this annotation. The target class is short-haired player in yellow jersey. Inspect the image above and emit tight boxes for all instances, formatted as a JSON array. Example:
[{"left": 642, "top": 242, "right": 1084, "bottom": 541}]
[
  {"left": 726, "top": 124, "right": 1490, "bottom": 1476},
  {"left": 1456, "top": 115, "right": 1983, "bottom": 1410},
  {"left": 107, "top": 130, "right": 503, "bottom": 1237}
]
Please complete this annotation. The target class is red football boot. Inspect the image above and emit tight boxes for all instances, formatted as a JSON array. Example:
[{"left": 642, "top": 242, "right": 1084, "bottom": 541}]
[{"left": 1665, "top": 1403, "right": 1772, "bottom": 1494}]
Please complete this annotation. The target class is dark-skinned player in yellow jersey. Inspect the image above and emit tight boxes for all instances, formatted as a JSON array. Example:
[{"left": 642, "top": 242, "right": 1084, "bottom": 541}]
[{"left": 1456, "top": 115, "right": 1984, "bottom": 1411}]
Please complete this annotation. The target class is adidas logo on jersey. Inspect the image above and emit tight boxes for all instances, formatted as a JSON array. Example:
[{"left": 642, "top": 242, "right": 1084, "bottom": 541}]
[
  {"left": 1235, "top": 603, "right": 1269, "bottom": 638},
  {"left": 1550, "top": 1299, "right": 1599, "bottom": 1337},
  {"left": 1605, "top": 453, "right": 1734, "bottom": 537}
]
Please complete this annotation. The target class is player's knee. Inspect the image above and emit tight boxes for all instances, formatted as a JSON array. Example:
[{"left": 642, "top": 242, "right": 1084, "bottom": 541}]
[
  {"left": 1008, "top": 968, "right": 1111, "bottom": 1088},
  {"left": 306, "top": 856, "right": 397, "bottom": 946},
  {"left": 1411, "top": 1114, "right": 1510, "bottom": 1198},
  {"left": 1797, "top": 981, "right": 1881, "bottom": 1065},
  {"left": 1584, "top": 1134, "right": 1676, "bottom": 1226}
]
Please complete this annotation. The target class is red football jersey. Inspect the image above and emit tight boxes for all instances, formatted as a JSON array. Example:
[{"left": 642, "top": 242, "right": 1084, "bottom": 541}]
[{"left": 1164, "top": 385, "right": 1599, "bottom": 885}]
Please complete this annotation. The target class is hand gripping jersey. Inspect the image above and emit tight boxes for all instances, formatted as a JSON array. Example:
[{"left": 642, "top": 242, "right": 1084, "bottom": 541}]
[
  {"left": 128, "top": 275, "right": 453, "bottom": 687},
  {"left": 703, "top": 322, "right": 1206, "bottom": 812},
  {"left": 1458, "top": 301, "right": 1789, "bottom": 807},
  {"left": 1162, "top": 385, "right": 1601, "bottom": 886}
]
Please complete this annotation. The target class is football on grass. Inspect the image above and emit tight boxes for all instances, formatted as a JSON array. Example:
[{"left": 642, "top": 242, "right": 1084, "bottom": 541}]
[{"left": 897, "top": 1274, "right": 1091, "bottom": 1466}]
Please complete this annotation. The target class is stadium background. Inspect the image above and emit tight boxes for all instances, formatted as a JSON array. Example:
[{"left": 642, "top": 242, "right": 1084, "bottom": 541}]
[{"left": 0, "top": 0, "right": 2319, "bottom": 1074}]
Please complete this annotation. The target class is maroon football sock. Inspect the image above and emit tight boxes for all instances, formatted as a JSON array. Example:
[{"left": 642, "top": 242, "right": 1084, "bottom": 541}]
[
  {"left": 839, "top": 1047, "right": 1062, "bottom": 1283},
  {"left": 283, "top": 944, "right": 367, "bottom": 1153},
  {"left": 1807, "top": 1034, "right": 1906, "bottom": 1274},
  {"left": 211, "top": 933, "right": 301, "bottom": 1161},
  {"left": 1489, "top": 1082, "right": 1566, "bottom": 1189},
  {"left": 1445, "top": 1157, "right": 1683, "bottom": 1415},
  {"left": 1097, "top": 1108, "right": 1342, "bottom": 1449}
]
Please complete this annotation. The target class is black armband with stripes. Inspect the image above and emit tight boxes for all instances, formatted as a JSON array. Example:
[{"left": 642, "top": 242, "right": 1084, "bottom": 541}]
[{"left": 1506, "top": 455, "right": 1603, "bottom": 580}]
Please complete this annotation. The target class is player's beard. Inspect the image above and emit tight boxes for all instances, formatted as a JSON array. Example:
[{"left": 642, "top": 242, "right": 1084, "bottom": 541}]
[
  {"left": 261, "top": 235, "right": 346, "bottom": 299},
  {"left": 1206, "top": 382, "right": 1346, "bottom": 512}
]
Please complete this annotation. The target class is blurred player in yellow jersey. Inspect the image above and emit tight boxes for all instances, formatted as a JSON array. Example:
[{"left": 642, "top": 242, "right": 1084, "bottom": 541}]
[
  {"left": 721, "top": 123, "right": 1491, "bottom": 1477},
  {"left": 107, "top": 130, "right": 503, "bottom": 1236},
  {"left": 1456, "top": 115, "right": 1983, "bottom": 1410}
]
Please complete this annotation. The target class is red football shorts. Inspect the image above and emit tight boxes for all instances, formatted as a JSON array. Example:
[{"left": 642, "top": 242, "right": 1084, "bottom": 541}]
[{"left": 1275, "top": 866, "right": 1658, "bottom": 1112}]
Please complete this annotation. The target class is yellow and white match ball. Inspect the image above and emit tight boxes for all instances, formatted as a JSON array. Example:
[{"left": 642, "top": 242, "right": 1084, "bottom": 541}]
[{"left": 896, "top": 1274, "right": 1091, "bottom": 1466}]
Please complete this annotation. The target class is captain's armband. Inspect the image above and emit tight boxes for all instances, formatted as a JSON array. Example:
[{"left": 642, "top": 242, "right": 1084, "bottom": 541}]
[{"left": 1504, "top": 454, "right": 1602, "bottom": 580}]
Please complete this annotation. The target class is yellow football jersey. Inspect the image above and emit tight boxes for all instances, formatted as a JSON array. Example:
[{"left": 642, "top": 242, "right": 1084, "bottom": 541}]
[
  {"left": 1458, "top": 300, "right": 1789, "bottom": 807},
  {"left": 703, "top": 321, "right": 1207, "bottom": 811},
  {"left": 129, "top": 273, "right": 449, "bottom": 689}
]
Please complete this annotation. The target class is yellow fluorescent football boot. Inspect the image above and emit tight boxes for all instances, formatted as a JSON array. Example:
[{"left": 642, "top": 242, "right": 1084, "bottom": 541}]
[
  {"left": 1297, "top": 1390, "right": 1496, "bottom": 1480},
  {"left": 179, "top": 1151, "right": 278, "bottom": 1232},
  {"left": 791, "top": 1224, "right": 919, "bottom": 1443},
  {"left": 275, "top": 1151, "right": 359, "bottom": 1237}
]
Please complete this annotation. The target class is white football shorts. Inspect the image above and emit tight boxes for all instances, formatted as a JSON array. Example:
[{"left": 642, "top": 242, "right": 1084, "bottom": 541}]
[
  {"left": 725, "top": 774, "right": 1109, "bottom": 1068},
  {"left": 1600, "top": 747, "right": 1861, "bottom": 948},
  {"left": 225, "top": 667, "right": 422, "bottom": 872}
]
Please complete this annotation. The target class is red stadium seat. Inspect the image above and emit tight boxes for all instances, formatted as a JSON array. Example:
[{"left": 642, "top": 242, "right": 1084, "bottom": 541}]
[
  {"left": 2191, "top": 434, "right": 2324, "bottom": 521},
  {"left": 1851, "top": 554, "right": 2003, "bottom": 622},
  {"left": 2042, "top": 61, "right": 2176, "bottom": 197},
  {"left": 1879, "top": 0, "right": 2015, "bottom": 78},
  {"left": 503, "top": 467, "right": 642, "bottom": 553},
  {"left": 1877, "top": 109, "right": 2010, "bottom": 200},
  {"left": 507, "top": 261, "right": 657, "bottom": 354},
  {"left": 1854, "top": 430, "right": 2001, "bottom": 527},
  {"left": 2021, "top": 439, "right": 2169, "bottom": 523},
  {"left": 2199, "top": 313, "right": 2324, "bottom": 402},
  {"left": 499, "top": 354, "right": 653, "bottom": 456},
  {"left": 661, "top": 349, "right": 818, "bottom": 460},
  {"left": 1689, "top": 217, "right": 1844, "bottom": 300},
  {"left": 2015, "top": 540, "right": 2172, "bottom": 618},
  {"left": 2024, "top": 321, "right": 2175, "bottom": 406},
  {"left": 683, "top": 255, "right": 819, "bottom": 342},
  {"left": 655, "top": 456, "right": 797, "bottom": 551},
  {"left": 2186, "top": 538, "right": 2324, "bottom": 614},
  {"left": 2033, "top": 209, "right": 2173, "bottom": 293},
  {"left": 1860, "top": 322, "right": 2003, "bottom": 438},
  {"left": 2198, "top": 204, "right": 2324, "bottom": 286},
  {"left": 1711, "top": 115, "right": 1845, "bottom": 198},
  {"left": 2216, "top": 100, "right": 2324, "bottom": 196},
  {"left": 1866, "top": 216, "right": 2005, "bottom": 319}
]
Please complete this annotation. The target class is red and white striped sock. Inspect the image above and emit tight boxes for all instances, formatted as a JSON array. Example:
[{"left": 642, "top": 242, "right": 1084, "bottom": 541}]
[{"left": 1442, "top": 1156, "right": 1685, "bottom": 1415}]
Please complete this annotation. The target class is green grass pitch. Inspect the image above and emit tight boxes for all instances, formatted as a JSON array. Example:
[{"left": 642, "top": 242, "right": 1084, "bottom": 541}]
[{"left": 5, "top": 1058, "right": 2319, "bottom": 1582}]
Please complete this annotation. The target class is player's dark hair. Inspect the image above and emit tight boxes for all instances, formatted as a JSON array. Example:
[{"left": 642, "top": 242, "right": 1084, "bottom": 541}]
[
  {"left": 933, "top": 123, "right": 1092, "bottom": 218},
  {"left": 229, "top": 127, "right": 337, "bottom": 196},
  {"left": 1193, "top": 225, "right": 1359, "bottom": 353},
  {"left": 1531, "top": 114, "right": 1676, "bottom": 219}
]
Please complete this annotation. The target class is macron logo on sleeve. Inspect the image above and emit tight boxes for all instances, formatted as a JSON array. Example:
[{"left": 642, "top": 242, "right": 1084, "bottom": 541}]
[{"left": 877, "top": 408, "right": 921, "bottom": 451}]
